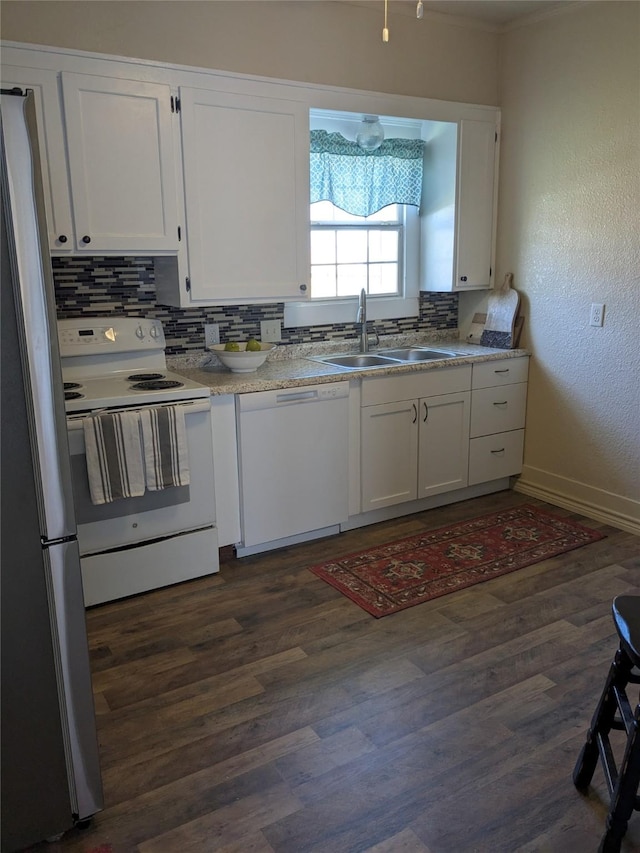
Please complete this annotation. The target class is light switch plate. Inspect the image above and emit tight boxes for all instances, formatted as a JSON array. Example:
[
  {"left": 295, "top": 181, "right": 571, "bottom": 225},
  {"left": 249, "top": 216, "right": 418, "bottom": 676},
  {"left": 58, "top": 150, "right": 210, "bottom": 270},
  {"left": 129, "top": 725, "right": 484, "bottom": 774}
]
[
  {"left": 204, "top": 323, "right": 220, "bottom": 347},
  {"left": 260, "top": 320, "right": 282, "bottom": 342}
]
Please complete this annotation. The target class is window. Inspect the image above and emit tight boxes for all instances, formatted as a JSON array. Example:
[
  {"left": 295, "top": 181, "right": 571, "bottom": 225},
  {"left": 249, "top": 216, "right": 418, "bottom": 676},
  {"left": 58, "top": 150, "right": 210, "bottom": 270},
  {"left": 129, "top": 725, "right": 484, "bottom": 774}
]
[
  {"left": 284, "top": 110, "right": 426, "bottom": 329},
  {"left": 310, "top": 202, "right": 403, "bottom": 299}
]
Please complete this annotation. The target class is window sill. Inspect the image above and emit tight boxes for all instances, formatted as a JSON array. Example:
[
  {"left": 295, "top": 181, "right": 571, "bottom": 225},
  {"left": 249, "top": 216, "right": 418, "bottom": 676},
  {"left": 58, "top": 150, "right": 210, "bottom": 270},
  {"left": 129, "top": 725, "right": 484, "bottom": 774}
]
[{"left": 284, "top": 296, "right": 419, "bottom": 328}]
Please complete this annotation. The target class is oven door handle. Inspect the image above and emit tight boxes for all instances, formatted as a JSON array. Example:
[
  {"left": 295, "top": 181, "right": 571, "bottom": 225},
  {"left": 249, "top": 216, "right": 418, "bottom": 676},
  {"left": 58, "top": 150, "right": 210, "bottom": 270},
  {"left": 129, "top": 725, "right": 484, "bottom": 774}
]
[{"left": 66, "top": 398, "right": 211, "bottom": 429}]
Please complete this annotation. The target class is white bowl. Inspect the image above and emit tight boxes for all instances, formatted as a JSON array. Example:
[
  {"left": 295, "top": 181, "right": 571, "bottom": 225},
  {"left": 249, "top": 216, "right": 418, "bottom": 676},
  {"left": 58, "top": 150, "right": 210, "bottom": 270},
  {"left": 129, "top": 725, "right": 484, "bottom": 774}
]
[{"left": 209, "top": 342, "right": 276, "bottom": 373}]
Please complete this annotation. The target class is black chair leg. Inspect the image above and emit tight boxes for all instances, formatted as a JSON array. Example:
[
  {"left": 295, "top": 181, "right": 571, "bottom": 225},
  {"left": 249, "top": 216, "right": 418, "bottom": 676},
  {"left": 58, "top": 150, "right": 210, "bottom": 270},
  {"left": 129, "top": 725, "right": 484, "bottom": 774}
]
[
  {"left": 598, "top": 704, "right": 640, "bottom": 853},
  {"left": 573, "top": 646, "right": 634, "bottom": 791}
]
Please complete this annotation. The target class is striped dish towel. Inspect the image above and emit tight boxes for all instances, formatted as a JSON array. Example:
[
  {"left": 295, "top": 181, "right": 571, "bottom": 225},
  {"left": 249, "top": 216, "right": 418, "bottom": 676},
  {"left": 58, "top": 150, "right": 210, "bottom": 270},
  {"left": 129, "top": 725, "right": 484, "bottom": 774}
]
[
  {"left": 139, "top": 405, "right": 190, "bottom": 490},
  {"left": 83, "top": 412, "right": 145, "bottom": 505}
]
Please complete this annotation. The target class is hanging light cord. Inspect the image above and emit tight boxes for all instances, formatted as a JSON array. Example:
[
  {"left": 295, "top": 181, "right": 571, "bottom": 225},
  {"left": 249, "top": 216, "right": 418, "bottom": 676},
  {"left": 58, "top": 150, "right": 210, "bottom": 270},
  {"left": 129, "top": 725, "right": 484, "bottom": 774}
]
[{"left": 382, "top": 0, "right": 389, "bottom": 42}]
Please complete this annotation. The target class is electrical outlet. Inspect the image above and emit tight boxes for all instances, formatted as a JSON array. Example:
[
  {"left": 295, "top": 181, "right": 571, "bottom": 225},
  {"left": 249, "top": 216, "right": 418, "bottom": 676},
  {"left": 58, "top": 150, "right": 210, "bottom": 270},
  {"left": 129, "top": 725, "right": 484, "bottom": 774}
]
[
  {"left": 260, "top": 319, "right": 282, "bottom": 342},
  {"left": 589, "top": 303, "right": 605, "bottom": 328},
  {"left": 204, "top": 323, "right": 220, "bottom": 347}
]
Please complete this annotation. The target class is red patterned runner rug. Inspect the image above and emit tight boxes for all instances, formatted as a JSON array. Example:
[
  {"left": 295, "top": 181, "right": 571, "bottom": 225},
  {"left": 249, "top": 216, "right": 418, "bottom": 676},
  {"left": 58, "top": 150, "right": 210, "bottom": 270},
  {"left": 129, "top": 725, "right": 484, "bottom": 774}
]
[{"left": 309, "top": 504, "right": 605, "bottom": 617}]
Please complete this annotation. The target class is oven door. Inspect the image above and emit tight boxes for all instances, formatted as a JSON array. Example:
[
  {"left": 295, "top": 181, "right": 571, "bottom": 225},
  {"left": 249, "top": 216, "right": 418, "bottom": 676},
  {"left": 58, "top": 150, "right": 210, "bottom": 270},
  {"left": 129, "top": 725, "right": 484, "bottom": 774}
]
[{"left": 67, "top": 399, "right": 215, "bottom": 556}]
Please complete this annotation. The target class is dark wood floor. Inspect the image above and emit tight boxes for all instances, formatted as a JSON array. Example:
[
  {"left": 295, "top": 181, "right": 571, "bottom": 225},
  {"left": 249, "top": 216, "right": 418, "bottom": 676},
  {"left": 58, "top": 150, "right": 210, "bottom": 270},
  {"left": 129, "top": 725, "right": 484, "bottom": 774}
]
[{"left": 36, "top": 491, "right": 640, "bottom": 853}]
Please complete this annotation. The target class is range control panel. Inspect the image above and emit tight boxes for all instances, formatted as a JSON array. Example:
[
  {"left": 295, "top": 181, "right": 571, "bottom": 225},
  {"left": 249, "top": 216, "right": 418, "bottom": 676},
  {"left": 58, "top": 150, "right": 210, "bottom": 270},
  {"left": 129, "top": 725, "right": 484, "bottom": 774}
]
[{"left": 58, "top": 317, "right": 166, "bottom": 356}]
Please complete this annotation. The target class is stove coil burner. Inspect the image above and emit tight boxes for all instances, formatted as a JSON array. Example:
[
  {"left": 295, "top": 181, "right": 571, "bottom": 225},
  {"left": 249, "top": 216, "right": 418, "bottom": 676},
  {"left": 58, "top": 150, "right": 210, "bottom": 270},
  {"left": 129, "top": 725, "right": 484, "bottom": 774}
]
[
  {"left": 64, "top": 382, "right": 82, "bottom": 390},
  {"left": 127, "top": 372, "right": 165, "bottom": 382},
  {"left": 65, "top": 391, "right": 84, "bottom": 400},
  {"left": 131, "top": 379, "right": 184, "bottom": 391}
]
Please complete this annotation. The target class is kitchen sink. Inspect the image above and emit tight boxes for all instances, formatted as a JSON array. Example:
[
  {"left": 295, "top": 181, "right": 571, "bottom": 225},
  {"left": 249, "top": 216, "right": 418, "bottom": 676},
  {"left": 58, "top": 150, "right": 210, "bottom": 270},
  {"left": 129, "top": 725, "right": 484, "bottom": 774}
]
[
  {"left": 379, "top": 348, "right": 459, "bottom": 361},
  {"left": 312, "top": 353, "right": 401, "bottom": 369},
  {"left": 309, "top": 348, "right": 463, "bottom": 370}
]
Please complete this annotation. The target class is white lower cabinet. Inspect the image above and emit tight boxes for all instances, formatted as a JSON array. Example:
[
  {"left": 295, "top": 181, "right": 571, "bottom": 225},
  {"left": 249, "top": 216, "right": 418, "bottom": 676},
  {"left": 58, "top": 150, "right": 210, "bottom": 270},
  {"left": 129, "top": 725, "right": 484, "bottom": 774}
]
[
  {"left": 361, "top": 399, "right": 420, "bottom": 510},
  {"left": 418, "top": 391, "right": 471, "bottom": 498},
  {"left": 468, "top": 356, "right": 529, "bottom": 486},
  {"left": 360, "top": 366, "right": 472, "bottom": 512}
]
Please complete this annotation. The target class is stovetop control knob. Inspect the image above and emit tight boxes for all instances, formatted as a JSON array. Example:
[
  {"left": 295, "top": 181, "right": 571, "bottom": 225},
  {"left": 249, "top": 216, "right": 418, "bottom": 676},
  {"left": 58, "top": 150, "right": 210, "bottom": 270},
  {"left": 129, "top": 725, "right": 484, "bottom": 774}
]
[
  {"left": 135, "top": 325, "right": 145, "bottom": 340},
  {"left": 149, "top": 324, "right": 160, "bottom": 339}
]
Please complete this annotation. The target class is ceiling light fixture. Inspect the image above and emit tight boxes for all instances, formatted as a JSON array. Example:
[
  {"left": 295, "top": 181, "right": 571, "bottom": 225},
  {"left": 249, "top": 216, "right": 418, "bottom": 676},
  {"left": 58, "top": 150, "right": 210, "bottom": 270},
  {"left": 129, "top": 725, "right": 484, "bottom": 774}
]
[
  {"left": 382, "top": 0, "right": 423, "bottom": 43},
  {"left": 356, "top": 115, "right": 385, "bottom": 151}
]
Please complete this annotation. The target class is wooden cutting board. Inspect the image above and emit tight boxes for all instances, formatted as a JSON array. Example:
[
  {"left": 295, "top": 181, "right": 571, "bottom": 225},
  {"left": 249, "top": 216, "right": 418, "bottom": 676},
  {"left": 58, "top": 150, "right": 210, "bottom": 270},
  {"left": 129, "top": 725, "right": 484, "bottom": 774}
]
[
  {"left": 480, "top": 272, "right": 520, "bottom": 349},
  {"left": 467, "top": 312, "right": 524, "bottom": 347}
]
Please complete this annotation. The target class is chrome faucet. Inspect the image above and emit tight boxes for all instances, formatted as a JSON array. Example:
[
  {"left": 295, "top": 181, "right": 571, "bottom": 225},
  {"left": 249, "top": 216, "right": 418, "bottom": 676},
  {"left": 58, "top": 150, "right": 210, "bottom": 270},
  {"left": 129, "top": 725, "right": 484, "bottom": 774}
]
[{"left": 357, "top": 288, "right": 368, "bottom": 352}]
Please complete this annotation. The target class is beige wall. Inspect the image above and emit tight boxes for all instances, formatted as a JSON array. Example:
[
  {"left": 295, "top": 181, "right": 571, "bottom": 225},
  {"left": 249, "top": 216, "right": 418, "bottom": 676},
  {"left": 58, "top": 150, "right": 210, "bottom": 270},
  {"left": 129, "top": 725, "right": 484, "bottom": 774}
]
[
  {"left": 494, "top": 1, "right": 640, "bottom": 528},
  {"left": 0, "top": 1, "right": 498, "bottom": 104}
]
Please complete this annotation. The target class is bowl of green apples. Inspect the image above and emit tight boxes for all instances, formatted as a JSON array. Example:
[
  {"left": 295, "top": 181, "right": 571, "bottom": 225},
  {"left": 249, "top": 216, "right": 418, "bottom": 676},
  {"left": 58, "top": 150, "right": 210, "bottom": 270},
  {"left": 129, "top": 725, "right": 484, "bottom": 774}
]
[{"left": 209, "top": 339, "right": 276, "bottom": 373}]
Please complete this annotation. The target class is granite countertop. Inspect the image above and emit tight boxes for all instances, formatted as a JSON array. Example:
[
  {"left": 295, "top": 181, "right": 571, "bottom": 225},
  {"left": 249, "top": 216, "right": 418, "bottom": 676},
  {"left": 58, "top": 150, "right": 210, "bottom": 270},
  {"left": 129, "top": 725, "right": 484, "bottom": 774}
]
[{"left": 167, "top": 334, "right": 529, "bottom": 396}]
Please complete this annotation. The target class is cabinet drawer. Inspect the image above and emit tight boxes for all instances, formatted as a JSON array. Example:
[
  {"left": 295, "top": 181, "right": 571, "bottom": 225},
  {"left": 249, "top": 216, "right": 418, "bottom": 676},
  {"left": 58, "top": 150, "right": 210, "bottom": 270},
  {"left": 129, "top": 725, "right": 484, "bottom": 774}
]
[
  {"left": 470, "top": 382, "right": 527, "bottom": 437},
  {"left": 362, "top": 365, "right": 471, "bottom": 406},
  {"left": 468, "top": 429, "right": 524, "bottom": 485},
  {"left": 472, "top": 357, "right": 529, "bottom": 389}
]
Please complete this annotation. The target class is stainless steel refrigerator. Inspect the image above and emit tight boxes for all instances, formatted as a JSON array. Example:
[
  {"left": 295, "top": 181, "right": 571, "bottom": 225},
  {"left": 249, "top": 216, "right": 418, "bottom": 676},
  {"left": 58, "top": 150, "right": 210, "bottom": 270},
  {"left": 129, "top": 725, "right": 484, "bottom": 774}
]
[{"left": 1, "top": 89, "right": 103, "bottom": 851}]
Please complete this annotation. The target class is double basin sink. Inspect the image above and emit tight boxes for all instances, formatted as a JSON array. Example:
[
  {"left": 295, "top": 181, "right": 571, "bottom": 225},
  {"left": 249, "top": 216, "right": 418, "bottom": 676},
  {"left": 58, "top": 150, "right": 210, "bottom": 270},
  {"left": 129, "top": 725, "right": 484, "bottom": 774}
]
[{"left": 309, "top": 347, "right": 461, "bottom": 370}]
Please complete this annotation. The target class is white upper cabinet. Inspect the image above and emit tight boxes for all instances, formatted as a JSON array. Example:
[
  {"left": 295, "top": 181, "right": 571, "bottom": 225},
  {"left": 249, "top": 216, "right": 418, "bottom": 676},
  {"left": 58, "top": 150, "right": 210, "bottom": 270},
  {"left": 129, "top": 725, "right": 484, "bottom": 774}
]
[
  {"left": 454, "top": 119, "right": 497, "bottom": 289},
  {"left": 1, "top": 65, "right": 74, "bottom": 252},
  {"left": 60, "top": 73, "right": 179, "bottom": 253},
  {"left": 421, "top": 118, "right": 498, "bottom": 292},
  {"left": 178, "top": 86, "right": 310, "bottom": 304}
]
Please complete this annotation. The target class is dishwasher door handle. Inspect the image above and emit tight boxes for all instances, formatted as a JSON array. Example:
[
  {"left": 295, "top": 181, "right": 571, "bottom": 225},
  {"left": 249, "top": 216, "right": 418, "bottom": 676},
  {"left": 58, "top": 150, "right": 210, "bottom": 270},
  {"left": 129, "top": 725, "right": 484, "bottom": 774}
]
[
  {"left": 275, "top": 390, "right": 319, "bottom": 404},
  {"left": 237, "top": 382, "right": 350, "bottom": 413}
]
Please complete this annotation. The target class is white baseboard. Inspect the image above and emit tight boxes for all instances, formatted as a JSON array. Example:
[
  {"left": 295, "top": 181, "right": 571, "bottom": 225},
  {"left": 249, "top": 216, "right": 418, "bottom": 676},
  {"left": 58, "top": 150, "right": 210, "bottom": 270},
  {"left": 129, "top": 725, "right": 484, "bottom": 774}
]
[{"left": 514, "top": 465, "right": 640, "bottom": 536}]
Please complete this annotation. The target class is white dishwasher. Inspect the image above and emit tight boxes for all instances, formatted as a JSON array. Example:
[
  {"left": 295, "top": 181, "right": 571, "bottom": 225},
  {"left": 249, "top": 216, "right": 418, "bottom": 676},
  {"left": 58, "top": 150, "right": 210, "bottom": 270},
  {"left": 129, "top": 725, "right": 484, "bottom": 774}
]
[{"left": 236, "top": 381, "right": 350, "bottom": 555}]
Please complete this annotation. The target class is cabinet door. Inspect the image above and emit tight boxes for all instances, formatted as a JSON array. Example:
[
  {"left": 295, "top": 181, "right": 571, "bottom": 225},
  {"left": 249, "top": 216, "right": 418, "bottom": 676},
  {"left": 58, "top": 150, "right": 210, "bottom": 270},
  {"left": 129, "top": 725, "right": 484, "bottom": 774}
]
[
  {"left": 1, "top": 66, "right": 74, "bottom": 252},
  {"left": 361, "top": 400, "right": 419, "bottom": 511},
  {"left": 417, "top": 391, "right": 471, "bottom": 498},
  {"left": 180, "top": 86, "right": 309, "bottom": 302},
  {"left": 61, "top": 72, "right": 179, "bottom": 253},
  {"left": 454, "top": 119, "right": 497, "bottom": 290}
]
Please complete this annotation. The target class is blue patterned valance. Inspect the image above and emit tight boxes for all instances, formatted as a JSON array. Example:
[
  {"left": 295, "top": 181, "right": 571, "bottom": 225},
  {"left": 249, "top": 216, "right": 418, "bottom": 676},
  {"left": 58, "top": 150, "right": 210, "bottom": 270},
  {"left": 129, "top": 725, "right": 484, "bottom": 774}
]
[{"left": 310, "top": 130, "right": 426, "bottom": 217}]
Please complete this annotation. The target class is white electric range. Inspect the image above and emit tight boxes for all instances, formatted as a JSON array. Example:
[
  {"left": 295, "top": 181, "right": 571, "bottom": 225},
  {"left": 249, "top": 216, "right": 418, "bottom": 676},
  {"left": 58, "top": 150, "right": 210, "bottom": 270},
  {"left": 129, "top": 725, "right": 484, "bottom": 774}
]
[
  {"left": 59, "top": 316, "right": 210, "bottom": 412},
  {"left": 58, "top": 317, "right": 219, "bottom": 606}
]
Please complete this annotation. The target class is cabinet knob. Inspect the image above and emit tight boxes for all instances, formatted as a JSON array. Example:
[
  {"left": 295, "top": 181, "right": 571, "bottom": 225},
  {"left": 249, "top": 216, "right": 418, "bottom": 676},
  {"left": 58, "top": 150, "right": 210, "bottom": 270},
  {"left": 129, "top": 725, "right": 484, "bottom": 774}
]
[
  {"left": 82, "top": 235, "right": 91, "bottom": 244},
  {"left": 57, "top": 234, "right": 68, "bottom": 244},
  {"left": 460, "top": 275, "right": 468, "bottom": 282},
  {"left": 299, "top": 284, "right": 307, "bottom": 292}
]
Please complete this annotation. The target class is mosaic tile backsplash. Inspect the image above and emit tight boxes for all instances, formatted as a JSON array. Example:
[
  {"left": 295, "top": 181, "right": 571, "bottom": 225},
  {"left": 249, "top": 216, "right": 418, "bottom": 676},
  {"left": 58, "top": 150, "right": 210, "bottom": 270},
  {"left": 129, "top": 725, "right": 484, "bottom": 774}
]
[{"left": 53, "top": 256, "right": 458, "bottom": 356}]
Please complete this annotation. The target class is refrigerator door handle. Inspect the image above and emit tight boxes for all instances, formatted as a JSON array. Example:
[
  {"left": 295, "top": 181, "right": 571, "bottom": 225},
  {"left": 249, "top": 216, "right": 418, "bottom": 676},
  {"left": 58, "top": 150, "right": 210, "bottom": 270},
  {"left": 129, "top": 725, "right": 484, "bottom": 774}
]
[{"left": 45, "top": 541, "right": 103, "bottom": 819}]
